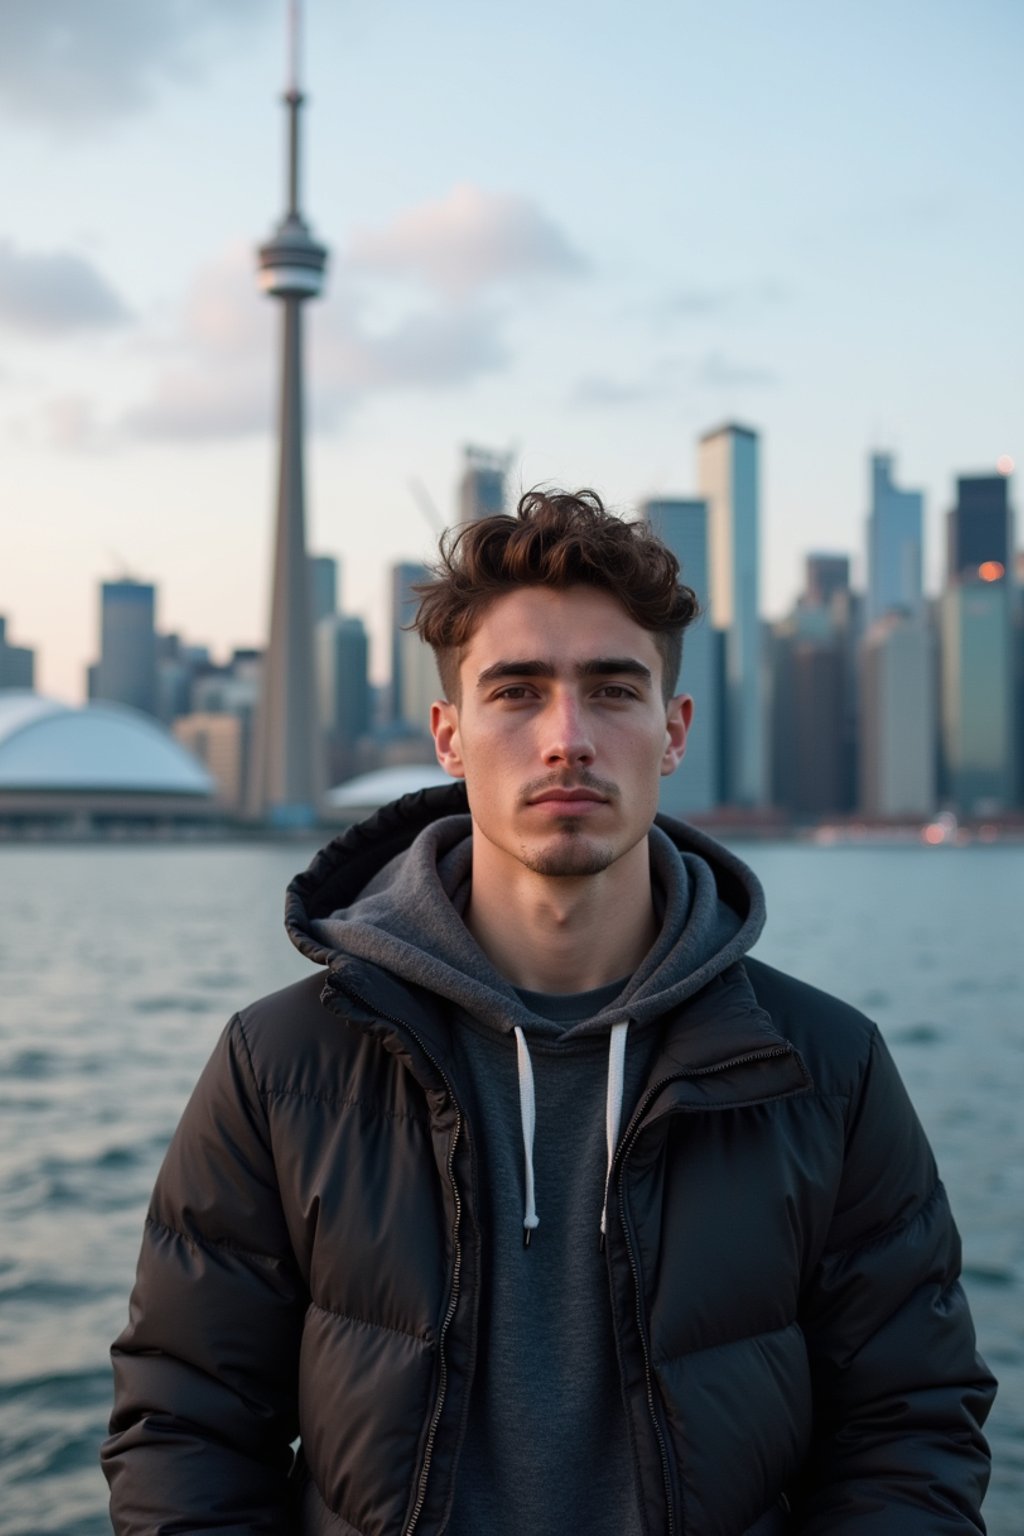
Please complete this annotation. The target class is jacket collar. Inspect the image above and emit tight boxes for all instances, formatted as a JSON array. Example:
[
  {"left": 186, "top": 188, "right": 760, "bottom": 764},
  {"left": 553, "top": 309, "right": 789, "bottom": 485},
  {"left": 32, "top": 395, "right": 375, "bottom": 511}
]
[{"left": 322, "top": 949, "right": 813, "bottom": 1119}]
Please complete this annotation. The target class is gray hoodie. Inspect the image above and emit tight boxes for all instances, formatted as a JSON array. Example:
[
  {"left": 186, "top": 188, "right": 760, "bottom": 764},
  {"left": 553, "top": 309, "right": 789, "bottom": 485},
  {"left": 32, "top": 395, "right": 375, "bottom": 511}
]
[{"left": 299, "top": 801, "right": 766, "bottom": 1534}]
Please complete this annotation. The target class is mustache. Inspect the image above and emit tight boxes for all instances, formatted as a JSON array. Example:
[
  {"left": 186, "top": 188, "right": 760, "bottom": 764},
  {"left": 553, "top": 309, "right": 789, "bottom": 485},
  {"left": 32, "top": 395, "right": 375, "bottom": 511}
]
[{"left": 518, "top": 770, "right": 619, "bottom": 806}]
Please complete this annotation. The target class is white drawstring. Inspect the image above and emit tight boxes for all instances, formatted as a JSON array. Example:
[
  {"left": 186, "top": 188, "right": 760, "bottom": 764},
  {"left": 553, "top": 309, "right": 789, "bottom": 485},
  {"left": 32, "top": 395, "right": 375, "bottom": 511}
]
[
  {"left": 514, "top": 1026, "right": 540, "bottom": 1246},
  {"left": 601, "top": 1021, "right": 629, "bottom": 1244},
  {"left": 513, "top": 1019, "right": 631, "bottom": 1250}
]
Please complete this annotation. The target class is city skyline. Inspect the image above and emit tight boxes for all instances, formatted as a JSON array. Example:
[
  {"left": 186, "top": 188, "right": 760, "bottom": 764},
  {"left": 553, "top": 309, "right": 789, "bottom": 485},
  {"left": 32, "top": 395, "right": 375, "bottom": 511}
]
[
  {"left": 5, "top": 449, "right": 1019, "bottom": 825},
  {"left": 0, "top": 1, "right": 1019, "bottom": 703},
  {"left": 4, "top": 437, "right": 1018, "bottom": 700}
]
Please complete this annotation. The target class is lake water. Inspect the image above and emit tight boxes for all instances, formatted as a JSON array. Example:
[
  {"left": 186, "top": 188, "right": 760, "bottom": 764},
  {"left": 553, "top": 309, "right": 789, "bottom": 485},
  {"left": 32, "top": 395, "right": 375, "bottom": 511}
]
[{"left": 0, "top": 839, "right": 1021, "bottom": 1535}]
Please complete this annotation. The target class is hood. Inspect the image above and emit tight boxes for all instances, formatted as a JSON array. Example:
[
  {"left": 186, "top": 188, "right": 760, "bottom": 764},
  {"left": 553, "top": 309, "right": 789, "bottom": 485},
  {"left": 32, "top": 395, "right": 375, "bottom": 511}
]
[
  {"left": 286, "top": 783, "right": 766, "bottom": 1042},
  {"left": 288, "top": 783, "right": 789, "bottom": 1247}
]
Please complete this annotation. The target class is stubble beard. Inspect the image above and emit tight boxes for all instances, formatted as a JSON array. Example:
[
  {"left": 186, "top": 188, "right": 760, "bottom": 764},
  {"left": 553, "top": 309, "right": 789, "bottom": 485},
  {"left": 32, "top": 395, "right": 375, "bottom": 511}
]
[{"left": 517, "top": 820, "right": 618, "bottom": 878}]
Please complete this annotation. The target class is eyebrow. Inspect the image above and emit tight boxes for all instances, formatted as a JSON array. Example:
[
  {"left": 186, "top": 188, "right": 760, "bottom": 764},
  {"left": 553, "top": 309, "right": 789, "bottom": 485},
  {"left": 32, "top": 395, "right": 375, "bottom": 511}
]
[{"left": 476, "top": 657, "right": 654, "bottom": 689}]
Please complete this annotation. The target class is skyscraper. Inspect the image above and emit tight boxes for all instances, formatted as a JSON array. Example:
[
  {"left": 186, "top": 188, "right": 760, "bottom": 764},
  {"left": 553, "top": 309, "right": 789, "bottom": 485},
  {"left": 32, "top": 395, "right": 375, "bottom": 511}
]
[
  {"left": 316, "top": 613, "right": 371, "bottom": 784},
  {"left": 940, "top": 469, "right": 1016, "bottom": 813},
  {"left": 641, "top": 498, "right": 718, "bottom": 814},
  {"left": 310, "top": 554, "right": 339, "bottom": 625},
  {"left": 769, "top": 630, "right": 847, "bottom": 818},
  {"left": 804, "top": 553, "right": 850, "bottom": 610},
  {"left": 697, "top": 423, "right": 764, "bottom": 806},
  {"left": 248, "top": 2, "right": 328, "bottom": 826},
  {"left": 90, "top": 580, "right": 158, "bottom": 717},
  {"left": 0, "top": 616, "right": 35, "bottom": 691},
  {"left": 781, "top": 551, "right": 860, "bottom": 815},
  {"left": 946, "top": 475, "right": 1012, "bottom": 583},
  {"left": 941, "top": 577, "right": 1016, "bottom": 814},
  {"left": 459, "top": 447, "right": 508, "bottom": 522},
  {"left": 318, "top": 616, "right": 370, "bottom": 742},
  {"left": 866, "top": 453, "right": 923, "bottom": 624},
  {"left": 860, "top": 616, "right": 936, "bottom": 819},
  {"left": 154, "top": 633, "right": 196, "bottom": 725},
  {"left": 390, "top": 562, "right": 435, "bottom": 733}
]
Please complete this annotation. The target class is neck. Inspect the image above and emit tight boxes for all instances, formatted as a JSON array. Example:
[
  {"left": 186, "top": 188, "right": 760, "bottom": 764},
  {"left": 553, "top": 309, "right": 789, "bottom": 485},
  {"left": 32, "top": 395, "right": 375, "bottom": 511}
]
[{"left": 465, "top": 834, "right": 658, "bottom": 993}]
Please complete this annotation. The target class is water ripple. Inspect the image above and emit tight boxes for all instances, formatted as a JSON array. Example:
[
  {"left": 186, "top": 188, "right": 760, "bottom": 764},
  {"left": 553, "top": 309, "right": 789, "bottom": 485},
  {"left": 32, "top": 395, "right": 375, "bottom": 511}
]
[
  {"left": 134, "top": 994, "right": 215, "bottom": 1015},
  {"left": 0, "top": 1366, "right": 111, "bottom": 1410},
  {"left": 892, "top": 1022, "right": 944, "bottom": 1045},
  {"left": 3, "top": 1048, "right": 60, "bottom": 1079},
  {"left": 2, "top": 841, "right": 1021, "bottom": 1536}
]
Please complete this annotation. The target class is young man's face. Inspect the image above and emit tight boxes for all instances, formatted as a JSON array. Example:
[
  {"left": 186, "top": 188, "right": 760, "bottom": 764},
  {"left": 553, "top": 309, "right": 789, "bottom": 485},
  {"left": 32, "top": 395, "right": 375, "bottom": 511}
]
[{"left": 431, "top": 585, "right": 691, "bottom": 880}]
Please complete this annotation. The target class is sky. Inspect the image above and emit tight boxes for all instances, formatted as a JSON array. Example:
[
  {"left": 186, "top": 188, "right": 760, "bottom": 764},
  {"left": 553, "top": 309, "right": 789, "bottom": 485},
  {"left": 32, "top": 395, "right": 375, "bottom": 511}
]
[{"left": 1, "top": 0, "right": 1020, "bottom": 702}]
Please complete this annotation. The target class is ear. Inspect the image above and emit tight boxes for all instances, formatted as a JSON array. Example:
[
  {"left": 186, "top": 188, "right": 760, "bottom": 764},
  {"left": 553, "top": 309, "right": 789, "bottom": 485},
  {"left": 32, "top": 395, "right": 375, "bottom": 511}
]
[
  {"left": 660, "top": 694, "right": 692, "bottom": 777},
  {"left": 431, "top": 699, "right": 466, "bottom": 779}
]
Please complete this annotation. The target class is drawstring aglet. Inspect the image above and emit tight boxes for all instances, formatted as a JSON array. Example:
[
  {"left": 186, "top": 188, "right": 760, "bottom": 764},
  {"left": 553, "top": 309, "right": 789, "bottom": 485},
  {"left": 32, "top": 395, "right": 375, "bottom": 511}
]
[
  {"left": 514, "top": 1026, "right": 539, "bottom": 1249},
  {"left": 600, "top": 1020, "right": 629, "bottom": 1259},
  {"left": 598, "top": 1231, "right": 606, "bottom": 1255}
]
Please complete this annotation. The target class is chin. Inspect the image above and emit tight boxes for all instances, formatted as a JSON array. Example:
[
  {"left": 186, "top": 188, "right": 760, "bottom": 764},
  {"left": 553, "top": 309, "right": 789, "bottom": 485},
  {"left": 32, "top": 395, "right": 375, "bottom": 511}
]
[{"left": 517, "top": 836, "right": 618, "bottom": 878}]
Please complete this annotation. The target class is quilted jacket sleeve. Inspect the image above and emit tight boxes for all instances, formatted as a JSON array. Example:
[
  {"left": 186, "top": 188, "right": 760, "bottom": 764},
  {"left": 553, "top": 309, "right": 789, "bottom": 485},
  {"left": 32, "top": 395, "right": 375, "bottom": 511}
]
[
  {"left": 101, "top": 1015, "right": 307, "bottom": 1535},
  {"left": 795, "top": 1026, "right": 996, "bottom": 1534}
]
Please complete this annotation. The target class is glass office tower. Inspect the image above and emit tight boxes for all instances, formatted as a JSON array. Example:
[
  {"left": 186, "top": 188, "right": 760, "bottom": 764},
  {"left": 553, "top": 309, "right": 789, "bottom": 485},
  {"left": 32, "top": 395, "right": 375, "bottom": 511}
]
[{"left": 697, "top": 423, "right": 764, "bottom": 807}]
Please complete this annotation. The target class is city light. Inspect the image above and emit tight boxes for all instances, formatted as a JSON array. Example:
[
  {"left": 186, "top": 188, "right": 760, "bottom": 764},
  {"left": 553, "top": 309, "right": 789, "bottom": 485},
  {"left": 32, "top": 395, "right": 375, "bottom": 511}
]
[
  {"left": 996, "top": 455, "right": 1015, "bottom": 476},
  {"left": 978, "top": 561, "right": 1004, "bottom": 583}
]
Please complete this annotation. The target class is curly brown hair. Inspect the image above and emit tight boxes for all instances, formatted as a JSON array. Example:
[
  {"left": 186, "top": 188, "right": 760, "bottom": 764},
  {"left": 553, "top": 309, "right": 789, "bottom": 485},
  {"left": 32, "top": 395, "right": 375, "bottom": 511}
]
[{"left": 413, "top": 488, "right": 700, "bottom": 702}]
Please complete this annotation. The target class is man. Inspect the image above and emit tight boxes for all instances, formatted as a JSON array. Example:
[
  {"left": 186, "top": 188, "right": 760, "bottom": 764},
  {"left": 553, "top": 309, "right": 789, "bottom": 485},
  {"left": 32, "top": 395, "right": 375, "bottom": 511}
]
[{"left": 104, "top": 490, "right": 995, "bottom": 1535}]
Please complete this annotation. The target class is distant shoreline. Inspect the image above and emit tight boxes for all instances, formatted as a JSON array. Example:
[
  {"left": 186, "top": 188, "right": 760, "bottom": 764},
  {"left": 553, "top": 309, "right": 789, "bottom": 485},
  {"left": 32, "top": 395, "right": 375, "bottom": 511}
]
[{"left": 2, "top": 816, "right": 1023, "bottom": 848}]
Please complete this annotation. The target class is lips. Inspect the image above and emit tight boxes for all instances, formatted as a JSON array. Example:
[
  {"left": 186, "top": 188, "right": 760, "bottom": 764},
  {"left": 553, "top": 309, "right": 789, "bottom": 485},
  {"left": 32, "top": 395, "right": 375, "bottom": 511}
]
[
  {"left": 527, "top": 787, "right": 610, "bottom": 815},
  {"left": 530, "top": 788, "right": 606, "bottom": 804}
]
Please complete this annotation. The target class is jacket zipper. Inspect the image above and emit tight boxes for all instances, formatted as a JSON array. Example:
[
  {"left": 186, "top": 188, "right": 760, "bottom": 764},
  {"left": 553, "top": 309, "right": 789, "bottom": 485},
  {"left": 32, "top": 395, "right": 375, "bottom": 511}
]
[
  {"left": 330, "top": 977, "right": 793, "bottom": 1536},
  {"left": 327, "top": 979, "right": 463, "bottom": 1536},
  {"left": 615, "top": 1044, "right": 794, "bottom": 1536}
]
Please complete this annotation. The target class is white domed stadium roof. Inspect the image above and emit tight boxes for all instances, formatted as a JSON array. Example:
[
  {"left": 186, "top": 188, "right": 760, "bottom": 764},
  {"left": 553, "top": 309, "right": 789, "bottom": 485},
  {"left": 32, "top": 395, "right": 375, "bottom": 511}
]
[
  {"left": 0, "top": 692, "right": 214, "bottom": 795},
  {"left": 325, "top": 762, "right": 452, "bottom": 817}
]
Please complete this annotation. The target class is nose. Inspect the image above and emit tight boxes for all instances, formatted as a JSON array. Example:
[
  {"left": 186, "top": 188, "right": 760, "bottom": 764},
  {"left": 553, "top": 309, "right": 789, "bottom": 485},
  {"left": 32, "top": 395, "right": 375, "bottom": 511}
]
[{"left": 542, "top": 691, "right": 595, "bottom": 767}]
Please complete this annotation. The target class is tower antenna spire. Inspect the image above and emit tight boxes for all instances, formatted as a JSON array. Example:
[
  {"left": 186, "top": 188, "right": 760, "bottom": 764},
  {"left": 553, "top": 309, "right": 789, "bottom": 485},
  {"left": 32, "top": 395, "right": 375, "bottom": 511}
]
[
  {"left": 287, "top": 0, "right": 301, "bottom": 94},
  {"left": 284, "top": 0, "right": 303, "bottom": 215}
]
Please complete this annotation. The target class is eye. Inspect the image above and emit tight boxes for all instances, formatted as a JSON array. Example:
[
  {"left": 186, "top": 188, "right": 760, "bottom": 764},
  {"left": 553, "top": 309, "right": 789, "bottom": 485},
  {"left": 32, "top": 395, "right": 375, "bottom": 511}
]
[
  {"left": 596, "top": 684, "right": 640, "bottom": 700},
  {"left": 493, "top": 685, "right": 535, "bottom": 701}
]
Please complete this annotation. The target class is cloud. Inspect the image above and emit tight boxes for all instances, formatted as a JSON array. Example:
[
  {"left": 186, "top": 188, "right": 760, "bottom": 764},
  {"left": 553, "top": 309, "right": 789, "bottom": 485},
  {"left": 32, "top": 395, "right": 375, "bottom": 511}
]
[
  {"left": 124, "top": 243, "right": 510, "bottom": 441},
  {"left": 123, "top": 247, "right": 275, "bottom": 439},
  {"left": 39, "top": 181, "right": 575, "bottom": 443},
  {"left": 664, "top": 278, "right": 788, "bottom": 319},
  {"left": 0, "top": 0, "right": 274, "bottom": 129},
  {"left": 570, "top": 374, "right": 657, "bottom": 408},
  {"left": 698, "top": 352, "right": 777, "bottom": 389},
  {"left": 568, "top": 349, "right": 777, "bottom": 412},
  {"left": 0, "top": 240, "right": 130, "bottom": 334},
  {"left": 668, "top": 286, "right": 738, "bottom": 317},
  {"left": 330, "top": 304, "right": 508, "bottom": 392},
  {"left": 125, "top": 362, "right": 272, "bottom": 442},
  {"left": 43, "top": 394, "right": 105, "bottom": 450},
  {"left": 347, "top": 183, "right": 587, "bottom": 298}
]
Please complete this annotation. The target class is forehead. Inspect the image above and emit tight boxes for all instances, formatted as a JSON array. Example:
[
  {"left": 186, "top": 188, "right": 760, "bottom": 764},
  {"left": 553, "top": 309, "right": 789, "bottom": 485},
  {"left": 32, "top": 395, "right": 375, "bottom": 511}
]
[{"left": 460, "top": 585, "right": 662, "bottom": 676}]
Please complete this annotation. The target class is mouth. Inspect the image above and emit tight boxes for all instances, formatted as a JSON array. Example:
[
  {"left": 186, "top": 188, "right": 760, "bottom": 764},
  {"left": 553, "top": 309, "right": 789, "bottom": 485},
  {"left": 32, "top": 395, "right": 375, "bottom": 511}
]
[{"left": 527, "top": 788, "right": 609, "bottom": 813}]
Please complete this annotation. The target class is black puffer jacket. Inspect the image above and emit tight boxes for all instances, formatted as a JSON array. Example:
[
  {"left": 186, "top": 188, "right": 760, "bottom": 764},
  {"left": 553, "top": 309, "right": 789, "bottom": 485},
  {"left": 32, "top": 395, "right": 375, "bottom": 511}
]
[{"left": 103, "top": 791, "right": 995, "bottom": 1535}]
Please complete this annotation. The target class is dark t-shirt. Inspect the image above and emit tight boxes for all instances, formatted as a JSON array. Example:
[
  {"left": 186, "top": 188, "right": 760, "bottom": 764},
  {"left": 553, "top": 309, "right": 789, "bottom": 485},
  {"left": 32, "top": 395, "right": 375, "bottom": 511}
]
[{"left": 446, "top": 976, "right": 647, "bottom": 1536}]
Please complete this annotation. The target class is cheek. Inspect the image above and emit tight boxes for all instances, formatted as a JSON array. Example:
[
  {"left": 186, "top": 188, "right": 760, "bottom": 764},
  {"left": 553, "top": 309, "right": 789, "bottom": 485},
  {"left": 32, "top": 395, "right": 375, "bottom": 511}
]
[
  {"left": 464, "top": 717, "right": 525, "bottom": 766},
  {"left": 458, "top": 732, "right": 514, "bottom": 798}
]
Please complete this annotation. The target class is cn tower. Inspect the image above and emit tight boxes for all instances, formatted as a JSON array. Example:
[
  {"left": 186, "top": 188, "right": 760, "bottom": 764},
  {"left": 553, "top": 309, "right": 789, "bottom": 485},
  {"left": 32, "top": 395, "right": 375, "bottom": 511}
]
[{"left": 248, "top": 0, "right": 328, "bottom": 825}]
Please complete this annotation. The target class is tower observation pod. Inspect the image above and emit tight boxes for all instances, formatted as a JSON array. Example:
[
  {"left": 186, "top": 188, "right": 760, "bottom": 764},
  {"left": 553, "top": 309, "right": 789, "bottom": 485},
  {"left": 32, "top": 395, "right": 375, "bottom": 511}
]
[
  {"left": 256, "top": 87, "right": 328, "bottom": 299},
  {"left": 249, "top": 0, "right": 329, "bottom": 826}
]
